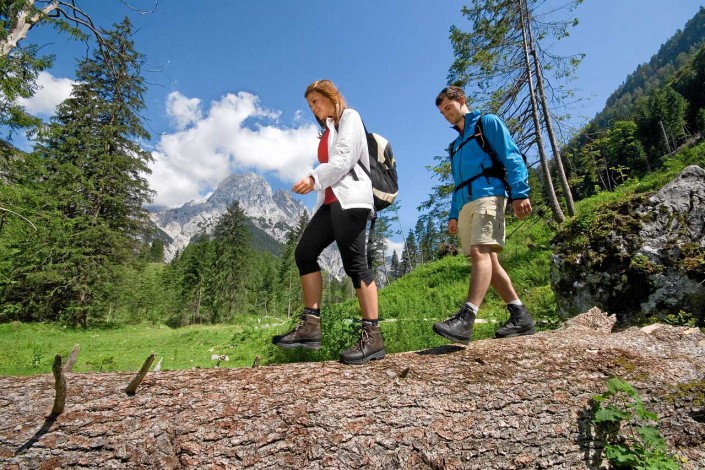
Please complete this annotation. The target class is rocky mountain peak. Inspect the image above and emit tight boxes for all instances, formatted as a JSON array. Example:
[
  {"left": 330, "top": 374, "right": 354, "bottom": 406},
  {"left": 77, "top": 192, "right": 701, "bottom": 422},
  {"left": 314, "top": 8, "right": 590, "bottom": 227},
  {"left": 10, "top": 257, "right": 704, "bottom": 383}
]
[{"left": 149, "top": 172, "right": 345, "bottom": 278}]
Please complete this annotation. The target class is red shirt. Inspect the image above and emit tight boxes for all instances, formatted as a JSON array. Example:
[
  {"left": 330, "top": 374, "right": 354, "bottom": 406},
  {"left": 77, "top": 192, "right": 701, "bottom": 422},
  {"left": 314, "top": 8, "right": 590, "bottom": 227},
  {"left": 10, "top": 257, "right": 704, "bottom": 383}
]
[{"left": 318, "top": 129, "right": 338, "bottom": 205}]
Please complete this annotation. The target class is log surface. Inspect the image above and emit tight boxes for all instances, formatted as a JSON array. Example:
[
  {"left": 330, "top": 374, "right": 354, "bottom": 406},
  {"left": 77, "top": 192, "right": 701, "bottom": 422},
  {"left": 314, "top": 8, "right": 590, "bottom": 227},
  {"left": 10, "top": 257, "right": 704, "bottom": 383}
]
[{"left": 1, "top": 310, "right": 704, "bottom": 469}]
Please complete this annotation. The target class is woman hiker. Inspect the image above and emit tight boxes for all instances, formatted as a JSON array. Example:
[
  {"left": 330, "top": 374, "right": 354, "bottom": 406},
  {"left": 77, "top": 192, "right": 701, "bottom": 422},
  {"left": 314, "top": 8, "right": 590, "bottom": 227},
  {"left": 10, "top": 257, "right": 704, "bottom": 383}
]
[{"left": 271, "top": 79, "right": 385, "bottom": 365}]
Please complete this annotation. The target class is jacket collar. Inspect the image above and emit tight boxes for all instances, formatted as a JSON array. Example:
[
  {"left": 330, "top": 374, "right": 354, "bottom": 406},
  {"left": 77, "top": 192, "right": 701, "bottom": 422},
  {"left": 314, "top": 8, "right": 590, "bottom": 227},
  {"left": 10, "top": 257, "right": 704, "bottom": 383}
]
[{"left": 452, "top": 110, "right": 481, "bottom": 136}]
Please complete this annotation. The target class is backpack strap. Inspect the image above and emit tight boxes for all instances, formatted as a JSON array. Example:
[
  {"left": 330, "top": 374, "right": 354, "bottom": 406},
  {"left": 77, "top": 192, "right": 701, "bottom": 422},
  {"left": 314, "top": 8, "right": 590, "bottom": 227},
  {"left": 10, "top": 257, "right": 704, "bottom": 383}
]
[
  {"left": 351, "top": 122, "right": 373, "bottom": 181},
  {"left": 451, "top": 114, "right": 513, "bottom": 200}
]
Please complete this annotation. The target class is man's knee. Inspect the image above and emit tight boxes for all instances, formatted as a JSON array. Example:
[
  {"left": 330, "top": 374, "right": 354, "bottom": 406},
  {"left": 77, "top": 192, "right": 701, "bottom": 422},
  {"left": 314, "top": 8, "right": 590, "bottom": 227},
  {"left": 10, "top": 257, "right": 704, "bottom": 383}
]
[{"left": 469, "top": 244, "right": 493, "bottom": 261}]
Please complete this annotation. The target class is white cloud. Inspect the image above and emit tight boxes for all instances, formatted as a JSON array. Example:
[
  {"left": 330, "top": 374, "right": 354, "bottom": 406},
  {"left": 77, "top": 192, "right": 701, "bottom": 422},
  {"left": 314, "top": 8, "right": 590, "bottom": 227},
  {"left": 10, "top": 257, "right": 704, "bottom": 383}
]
[
  {"left": 386, "top": 239, "right": 406, "bottom": 259},
  {"left": 149, "top": 91, "right": 319, "bottom": 208},
  {"left": 17, "top": 71, "right": 74, "bottom": 116},
  {"left": 166, "top": 91, "right": 202, "bottom": 129}
]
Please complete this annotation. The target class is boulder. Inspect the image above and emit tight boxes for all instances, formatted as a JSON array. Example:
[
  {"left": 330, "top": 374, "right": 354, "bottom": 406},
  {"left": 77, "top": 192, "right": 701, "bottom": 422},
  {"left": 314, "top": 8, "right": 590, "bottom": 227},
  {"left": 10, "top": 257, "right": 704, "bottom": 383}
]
[{"left": 551, "top": 165, "right": 705, "bottom": 324}]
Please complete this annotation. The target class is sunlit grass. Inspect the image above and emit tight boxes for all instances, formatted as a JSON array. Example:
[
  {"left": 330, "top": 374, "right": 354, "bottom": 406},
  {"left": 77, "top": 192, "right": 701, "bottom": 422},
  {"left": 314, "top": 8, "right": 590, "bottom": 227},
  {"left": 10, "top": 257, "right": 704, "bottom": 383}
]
[{"left": 0, "top": 319, "right": 283, "bottom": 376}]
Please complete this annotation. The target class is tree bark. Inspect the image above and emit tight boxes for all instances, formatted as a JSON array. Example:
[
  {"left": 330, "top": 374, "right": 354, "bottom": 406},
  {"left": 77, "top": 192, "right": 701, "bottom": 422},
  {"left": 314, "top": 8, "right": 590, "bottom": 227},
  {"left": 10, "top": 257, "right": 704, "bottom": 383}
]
[
  {"left": 1, "top": 1, "right": 58, "bottom": 57},
  {"left": 1, "top": 309, "right": 703, "bottom": 468}
]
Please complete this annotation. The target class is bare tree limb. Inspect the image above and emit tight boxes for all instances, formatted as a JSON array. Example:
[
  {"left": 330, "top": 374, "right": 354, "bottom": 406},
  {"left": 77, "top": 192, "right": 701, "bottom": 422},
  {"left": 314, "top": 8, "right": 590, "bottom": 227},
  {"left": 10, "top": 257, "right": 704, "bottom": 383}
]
[
  {"left": 63, "top": 344, "right": 80, "bottom": 372},
  {"left": 1, "top": 0, "right": 59, "bottom": 56},
  {"left": 120, "top": 0, "right": 159, "bottom": 15},
  {"left": 0, "top": 207, "right": 37, "bottom": 231}
]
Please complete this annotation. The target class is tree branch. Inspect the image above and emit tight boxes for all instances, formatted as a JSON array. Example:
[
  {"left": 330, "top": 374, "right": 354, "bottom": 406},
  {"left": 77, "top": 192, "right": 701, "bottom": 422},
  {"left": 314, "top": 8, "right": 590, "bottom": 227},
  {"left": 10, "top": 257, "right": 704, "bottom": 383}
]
[{"left": 0, "top": 207, "right": 37, "bottom": 230}]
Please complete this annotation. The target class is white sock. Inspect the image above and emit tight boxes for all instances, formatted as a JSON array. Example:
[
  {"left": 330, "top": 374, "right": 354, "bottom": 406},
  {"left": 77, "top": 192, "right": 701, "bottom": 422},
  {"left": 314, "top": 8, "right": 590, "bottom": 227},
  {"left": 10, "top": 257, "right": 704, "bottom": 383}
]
[
  {"left": 464, "top": 302, "right": 480, "bottom": 314},
  {"left": 507, "top": 299, "right": 523, "bottom": 306}
]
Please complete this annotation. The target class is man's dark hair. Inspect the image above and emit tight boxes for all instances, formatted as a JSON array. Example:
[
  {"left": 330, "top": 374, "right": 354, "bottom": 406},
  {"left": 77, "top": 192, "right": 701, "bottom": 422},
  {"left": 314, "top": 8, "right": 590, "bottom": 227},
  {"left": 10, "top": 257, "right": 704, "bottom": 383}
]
[{"left": 435, "top": 86, "right": 466, "bottom": 106}]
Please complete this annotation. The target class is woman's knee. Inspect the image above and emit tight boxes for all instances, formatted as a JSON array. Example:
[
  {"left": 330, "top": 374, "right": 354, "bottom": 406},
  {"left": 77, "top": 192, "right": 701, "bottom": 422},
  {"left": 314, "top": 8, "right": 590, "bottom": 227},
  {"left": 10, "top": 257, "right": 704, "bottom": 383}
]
[{"left": 295, "top": 244, "right": 319, "bottom": 275}]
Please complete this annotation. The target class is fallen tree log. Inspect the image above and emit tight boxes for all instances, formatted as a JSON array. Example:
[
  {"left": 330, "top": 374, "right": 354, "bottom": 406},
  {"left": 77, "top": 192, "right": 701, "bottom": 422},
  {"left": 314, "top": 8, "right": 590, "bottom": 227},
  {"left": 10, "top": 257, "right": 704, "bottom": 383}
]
[{"left": 0, "top": 309, "right": 703, "bottom": 469}]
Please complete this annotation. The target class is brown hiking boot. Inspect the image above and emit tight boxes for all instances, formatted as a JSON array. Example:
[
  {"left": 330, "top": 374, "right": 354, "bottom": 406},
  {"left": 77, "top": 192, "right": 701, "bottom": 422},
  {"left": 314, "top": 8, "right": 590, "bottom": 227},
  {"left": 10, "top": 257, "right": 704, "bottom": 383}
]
[
  {"left": 272, "top": 313, "right": 322, "bottom": 350},
  {"left": 340, "top": 324, "right": 385, "bottom": 365}
]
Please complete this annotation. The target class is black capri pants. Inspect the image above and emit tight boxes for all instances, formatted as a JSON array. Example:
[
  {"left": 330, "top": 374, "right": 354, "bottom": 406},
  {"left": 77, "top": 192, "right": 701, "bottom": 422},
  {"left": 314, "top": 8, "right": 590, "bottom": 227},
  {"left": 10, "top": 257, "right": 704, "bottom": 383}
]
[{"left": 295, "top": 201, "right": 374, "bottom": 289}]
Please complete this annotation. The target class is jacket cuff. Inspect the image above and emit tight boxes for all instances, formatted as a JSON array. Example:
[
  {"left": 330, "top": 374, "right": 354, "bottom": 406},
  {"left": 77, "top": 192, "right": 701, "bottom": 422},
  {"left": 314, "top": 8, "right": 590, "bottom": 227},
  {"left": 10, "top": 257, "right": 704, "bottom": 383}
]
[{"left": 309, "top": 171, "right": 321, "bottom": 190}]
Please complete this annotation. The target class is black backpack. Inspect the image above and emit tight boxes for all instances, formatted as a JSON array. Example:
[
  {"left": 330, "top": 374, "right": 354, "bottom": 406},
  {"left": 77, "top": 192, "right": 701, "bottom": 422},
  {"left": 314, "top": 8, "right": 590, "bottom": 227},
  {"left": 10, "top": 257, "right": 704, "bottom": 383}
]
[
  {"left": 357, "top": 125, "right": 398, "bottom": 211},
  {"left": 450, "top": 114, "right": 528, "bottom": 202},
  {"left": 354, "top": 123, "right": 398, "bottom": 270}
]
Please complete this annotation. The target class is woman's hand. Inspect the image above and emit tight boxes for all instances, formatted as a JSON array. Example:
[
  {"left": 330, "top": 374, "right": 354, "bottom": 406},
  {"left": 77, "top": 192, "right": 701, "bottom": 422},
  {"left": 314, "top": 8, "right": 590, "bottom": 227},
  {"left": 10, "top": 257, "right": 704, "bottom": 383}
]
[{"left": 292, "top": 176, "right": 315, "bottom": 195}]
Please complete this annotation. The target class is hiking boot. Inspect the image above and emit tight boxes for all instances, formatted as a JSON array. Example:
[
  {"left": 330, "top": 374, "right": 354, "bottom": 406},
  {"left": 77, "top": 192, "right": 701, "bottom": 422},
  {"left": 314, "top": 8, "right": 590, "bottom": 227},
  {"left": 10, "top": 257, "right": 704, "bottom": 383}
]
[
  {"left": 340, "top": 324, "right": 385, "bottom": 365},
  {"left": 272, "top": 313, "right": 322, "bottom": 349},
  {"left": 432, "top": 305, "right": 475, "bottom": 345},
  {"left": 496, "top": 304, "right": 536, "bottom": 338}
]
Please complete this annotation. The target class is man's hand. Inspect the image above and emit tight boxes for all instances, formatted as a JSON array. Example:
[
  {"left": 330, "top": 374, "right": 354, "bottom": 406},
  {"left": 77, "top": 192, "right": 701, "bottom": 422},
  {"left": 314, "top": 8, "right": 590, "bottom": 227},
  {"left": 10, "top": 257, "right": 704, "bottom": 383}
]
[
  {"left": 512, "top": 198, "right": 532, "bottom": 220},
  {"left": 292, "top": 176, "right": 315, "bottom": 195},
  {"left": 447, "top": 219, "right": 458, "bottom": 235}
]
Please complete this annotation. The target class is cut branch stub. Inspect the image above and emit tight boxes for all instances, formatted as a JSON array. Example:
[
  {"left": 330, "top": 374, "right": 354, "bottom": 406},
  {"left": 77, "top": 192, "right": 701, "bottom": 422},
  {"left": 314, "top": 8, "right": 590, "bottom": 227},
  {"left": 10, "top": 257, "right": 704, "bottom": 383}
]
[
  {"left": 63, "top": 344, "right": 80, "bottom": 372},
  {"left": 50, "top": 355, "right": 67, "bottom": 416},
  {"left": 125, "top": 353, "right": 155, "bottom": 395}
]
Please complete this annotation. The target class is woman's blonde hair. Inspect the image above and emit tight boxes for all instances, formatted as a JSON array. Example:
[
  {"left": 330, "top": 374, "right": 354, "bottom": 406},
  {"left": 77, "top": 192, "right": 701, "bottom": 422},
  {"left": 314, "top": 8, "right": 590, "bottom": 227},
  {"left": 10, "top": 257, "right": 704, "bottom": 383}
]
[{"left": 304, "top": 79, "right": 347, "bottom": 127}]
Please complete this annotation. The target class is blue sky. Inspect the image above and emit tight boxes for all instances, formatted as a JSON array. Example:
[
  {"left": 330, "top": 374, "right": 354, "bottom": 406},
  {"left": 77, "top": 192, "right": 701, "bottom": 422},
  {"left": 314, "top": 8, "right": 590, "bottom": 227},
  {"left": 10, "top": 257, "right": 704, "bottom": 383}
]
[{"left": 19, "top": 0, "right": 704, "bottom": 249}]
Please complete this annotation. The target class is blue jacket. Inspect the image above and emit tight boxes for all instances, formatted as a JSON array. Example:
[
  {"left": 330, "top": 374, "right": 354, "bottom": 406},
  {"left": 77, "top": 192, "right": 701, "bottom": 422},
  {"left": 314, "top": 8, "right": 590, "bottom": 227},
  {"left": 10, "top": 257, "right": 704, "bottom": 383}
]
[{"left": 448, "top": 111, "right": 530, "bottom": 221}]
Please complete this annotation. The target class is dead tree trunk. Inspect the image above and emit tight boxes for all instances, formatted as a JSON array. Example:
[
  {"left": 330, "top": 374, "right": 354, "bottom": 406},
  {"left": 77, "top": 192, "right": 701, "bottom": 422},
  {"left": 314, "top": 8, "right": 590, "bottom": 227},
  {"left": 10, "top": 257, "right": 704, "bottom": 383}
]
[{"left": 517, "top": 0, "right": 565, "bottom": 223}]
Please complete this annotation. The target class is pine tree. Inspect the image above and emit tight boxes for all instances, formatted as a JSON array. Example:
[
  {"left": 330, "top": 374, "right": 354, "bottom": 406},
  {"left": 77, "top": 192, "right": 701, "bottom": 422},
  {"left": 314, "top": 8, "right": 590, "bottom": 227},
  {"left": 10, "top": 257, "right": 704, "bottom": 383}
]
[
  {"left": 389, "top": 250, "right": 401, "bottom": 282},
  {"left": 2, "top": 18, "right": 152, "bottom": 326},
  {"left": 169, "top": 234, "right": 214, "bottom": 325},
  {"left": 370, "top": 215, "right": 392, "bottom": 285},
  {"left": 148, "top": 239, "right": 165, "bottom": 263},
  {"left": 400, "top": 231, "right": 419, "bottom": 275},
  {"left": 208, "top": 201, "right": 253, "bottom": 322},
  {"left": 252, "top": 251, "right": 277, "bottom": 315},
  {"left": 418, "top": 215, "right": 439, "bottom": 264}
]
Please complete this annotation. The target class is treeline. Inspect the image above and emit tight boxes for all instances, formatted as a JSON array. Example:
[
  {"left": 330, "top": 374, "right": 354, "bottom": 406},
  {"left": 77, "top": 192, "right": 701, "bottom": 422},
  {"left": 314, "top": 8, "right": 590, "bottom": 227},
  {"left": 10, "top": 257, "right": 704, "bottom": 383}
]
[
  {"left": 116, "top": 205, "right": 357, "bottom": 327},
  {"left": 591, "top": 7, "right": 705, "bottom": 130},
  {"left": 565, "top": 8, "right": 705, "bottom": 200}
]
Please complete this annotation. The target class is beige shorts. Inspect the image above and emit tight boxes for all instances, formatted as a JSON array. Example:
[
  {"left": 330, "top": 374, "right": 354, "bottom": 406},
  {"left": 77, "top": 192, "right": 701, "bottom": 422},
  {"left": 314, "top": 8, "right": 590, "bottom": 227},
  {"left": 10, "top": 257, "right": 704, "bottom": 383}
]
[{"left": 458, "top": 196, "right": 506, "bottom": 257}]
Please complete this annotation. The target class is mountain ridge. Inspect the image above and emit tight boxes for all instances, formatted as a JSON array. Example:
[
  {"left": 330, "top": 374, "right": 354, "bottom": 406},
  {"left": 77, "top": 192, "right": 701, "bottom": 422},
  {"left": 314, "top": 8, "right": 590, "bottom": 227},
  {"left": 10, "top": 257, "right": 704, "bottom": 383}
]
[{"left": 149, "top": 171, "right": 345, "bottom": 277}]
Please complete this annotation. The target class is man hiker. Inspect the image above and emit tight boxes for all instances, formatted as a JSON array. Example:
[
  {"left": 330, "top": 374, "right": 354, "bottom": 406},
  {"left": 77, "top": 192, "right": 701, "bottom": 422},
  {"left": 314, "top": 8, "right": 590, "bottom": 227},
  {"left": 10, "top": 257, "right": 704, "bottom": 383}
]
[{"left": 432, "top": 85, "right": 536, "bottom": 344}]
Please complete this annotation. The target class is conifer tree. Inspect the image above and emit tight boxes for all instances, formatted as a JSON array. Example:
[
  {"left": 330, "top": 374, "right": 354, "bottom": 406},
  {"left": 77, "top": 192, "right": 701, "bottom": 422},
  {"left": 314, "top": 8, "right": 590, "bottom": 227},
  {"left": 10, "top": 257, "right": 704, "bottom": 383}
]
[
  {"left": 208, "top": 201, "right": 253, "bottom": 322},
  {"left": 448, "top": 0, "right": 584, "bottom": 222},
  {"left": 389, "top": 250, "right": 401, "bottom": 282},
  {"left": 169, "top": 234, "right": 214, "bottom": 325},
  {"left": 252, "top": 251, "right": 277, "bottom": 315},
  {"left": 370, "top": 215, "right": 392, "bottom": 285},
  {"left": 400, "top": 231, "right": 418, "bottom": 275},
  {"left": 2, "top": 18, "right": 152, "bottom": 326},
  {"left": 148, "top": 239, "right": 165, "bottom": 263}
]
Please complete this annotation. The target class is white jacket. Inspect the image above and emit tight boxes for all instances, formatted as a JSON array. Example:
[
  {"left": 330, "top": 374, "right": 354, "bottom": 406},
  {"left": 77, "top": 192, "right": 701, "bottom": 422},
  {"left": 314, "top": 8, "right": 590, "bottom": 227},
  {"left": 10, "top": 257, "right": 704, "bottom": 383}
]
[{"left": 309, "top": 108, "right": 373, "bottom": 216}]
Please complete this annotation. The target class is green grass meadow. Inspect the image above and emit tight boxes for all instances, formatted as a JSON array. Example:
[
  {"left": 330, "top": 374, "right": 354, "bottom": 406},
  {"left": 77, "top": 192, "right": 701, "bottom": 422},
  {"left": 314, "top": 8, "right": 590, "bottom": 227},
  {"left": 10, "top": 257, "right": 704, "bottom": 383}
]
[{"left": 0, "top": 205, "right": 560, "bottom": 376}]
